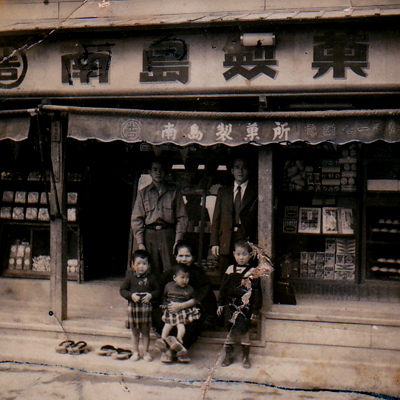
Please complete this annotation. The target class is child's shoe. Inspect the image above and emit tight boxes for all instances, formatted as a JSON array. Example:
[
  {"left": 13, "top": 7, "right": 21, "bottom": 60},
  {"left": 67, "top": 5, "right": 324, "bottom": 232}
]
[
  {"left": 221, "top": 344, "right": 234, "bottom": 367},
  {"left": 143, "top": 352, "right": 153, "bottom": 362},
  {"left": 165, "top": 336, "right": 187, "bottom": 356},
  {"left": 177, "top": 354, "right": 190, "bottom": 363},
  {"left": 242, "top": 345, "right": 251, "bottom": 369},
  {"left": 155, "top": 338, "right": 167, "bottom": 351},
  {"left": 160, "top": 348, "right": 173, "bottom": 363}
]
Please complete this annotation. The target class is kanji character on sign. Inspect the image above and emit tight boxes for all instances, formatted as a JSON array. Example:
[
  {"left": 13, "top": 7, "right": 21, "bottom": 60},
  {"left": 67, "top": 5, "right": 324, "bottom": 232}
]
[
  {"left": 162, "top": 122, "right": 177, "bottom": 140},
  {"left": 245, "top": 122, "right": 260, "bottom": 141},
  {"left": 223, "top": 46, "right": 278, "bottom": 81},
  {"left": 273, "top": 122, "right": 290, "bottom": 141},
  {"left": 312, "top": 33, "right": 369, "bottom": 79},
  {"left": 216, "top": 123, "right": 233, "bottom": 142},
  {"left": 62, "top": 44, "right": 113, "bottom": 85},
  {"left": 188, "top": 124, "right": 204, "bottom": 141},
  {"left": 140, "top": 39, "right": 189, "bottom": 84}
]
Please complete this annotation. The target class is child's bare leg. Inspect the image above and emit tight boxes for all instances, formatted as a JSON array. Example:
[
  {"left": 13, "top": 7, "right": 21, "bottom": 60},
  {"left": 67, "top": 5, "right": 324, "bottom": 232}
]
[
  {"left": 131, "top": 326, "right": 140, "bottom": 361},
  {"left": 176, "top": 323, "right": 186, "bottom": 343},
  {"left": 141, "top": 325, "right": 152, "bottom": 361},
  {"left": 161, "top": 323, "right": 173, "bottom": 340}
]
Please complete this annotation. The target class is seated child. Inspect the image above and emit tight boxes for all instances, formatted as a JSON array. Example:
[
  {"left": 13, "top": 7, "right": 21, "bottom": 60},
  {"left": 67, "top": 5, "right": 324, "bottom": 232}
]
[
  {"left": 120, "top": 249, "right": 160, "bottom": 362},
  {"left": 217, "top": 240, "right": 262, "bottom": 369},
  {"left": 156, "top": 263, "right": 201, "bottom": 362}
]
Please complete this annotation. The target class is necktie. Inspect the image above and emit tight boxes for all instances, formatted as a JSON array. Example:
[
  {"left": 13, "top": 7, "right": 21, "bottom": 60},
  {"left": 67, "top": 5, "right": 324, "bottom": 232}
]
[{"left": 234, "top": 185, "right": 241, "bottom": 225}]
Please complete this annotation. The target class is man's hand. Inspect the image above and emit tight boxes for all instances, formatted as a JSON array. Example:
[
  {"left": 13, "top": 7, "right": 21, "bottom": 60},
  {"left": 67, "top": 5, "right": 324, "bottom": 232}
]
[
  {"left": 217, "top": 305, "right": 224, "bottom": 316},
  {"left": 211, "top": 245, "right": 219, "bottom": 258}
]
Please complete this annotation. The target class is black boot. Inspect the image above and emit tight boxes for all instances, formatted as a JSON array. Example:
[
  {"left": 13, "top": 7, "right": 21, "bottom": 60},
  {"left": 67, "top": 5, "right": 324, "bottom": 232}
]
[
  {"left": 221, "top": 344, "right": 234, "bottom": 367},
  {"left": 242, "top": 345, "right": 251, "bottom": 369}
]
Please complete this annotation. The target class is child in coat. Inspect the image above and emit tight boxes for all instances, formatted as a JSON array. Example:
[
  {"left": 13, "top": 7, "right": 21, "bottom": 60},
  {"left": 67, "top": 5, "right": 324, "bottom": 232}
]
[
  {"left": 120, "top": 249, "right": 160, "bottom": 361},
  {"left": 217, "top": 240, "right": 262, "bottom": 369}
]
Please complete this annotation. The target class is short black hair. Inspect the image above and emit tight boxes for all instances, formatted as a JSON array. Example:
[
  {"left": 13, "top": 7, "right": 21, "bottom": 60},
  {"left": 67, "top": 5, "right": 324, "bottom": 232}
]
[
  {"left": 151, "top": 156, "right": 170, "bottom": 171},
  {"left": 233, "top": 239, "right": 251, "bottom": 253},
  {"left": 172, "top": 263, "right": 190, "bottom": 276},
  {"left": 131, "top": 249, "right": 150, "bottom": 264},
  {"left": 173, "top": 240, "right": 197, "bottom": 259}
]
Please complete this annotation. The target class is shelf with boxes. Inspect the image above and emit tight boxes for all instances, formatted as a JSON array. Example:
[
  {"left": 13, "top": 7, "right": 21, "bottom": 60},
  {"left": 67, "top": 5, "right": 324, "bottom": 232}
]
[
  {"left": 299, "top": 237, "right": 356, "bottom": 281},
  {"left": 0, "top": 170, "right": 83, "bottom": 281},
  {"left": 366, "top": 204, "right": 400, "bottom": 281},
  {"left": 277, "top": 144, "right": 360, "bottom": 283},
  {"left": 282, "top": 146, "right": 359, "bottom": 194}
]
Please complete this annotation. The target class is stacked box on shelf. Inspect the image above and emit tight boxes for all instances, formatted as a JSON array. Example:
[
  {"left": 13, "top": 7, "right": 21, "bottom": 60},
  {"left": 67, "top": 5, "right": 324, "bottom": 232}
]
[
  {"left": 283, "top": 206, "right": 298, "bottom": 233},
  {"left": 335, "top": 238, "right": 356, "bottom": 280},
  {"left": 300, "top": 251, "right": 308, "bottom": 278},
  {"left": 315, "top": 252, "right": 325, "bottom": 279},
  {"left": 339, "top": 147, "right": 358, "bottom": 193},
  {"left": 308, "top": 252, "right": 316, "bottom": 278},
  {"left": 8, "top": 241, "right": 31, "bottom": 271},
  {"left": 321, "top": 161, "right": 341, "bottom": 192},
  {"left": 324, "top": 238, "right": 336, "bottom": 279}
]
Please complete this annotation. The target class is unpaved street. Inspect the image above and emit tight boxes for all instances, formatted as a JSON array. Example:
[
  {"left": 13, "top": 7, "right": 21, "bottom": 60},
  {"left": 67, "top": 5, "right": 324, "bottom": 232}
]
[{"left": 0, "top": 362, "right": 391, "bottom": 400}]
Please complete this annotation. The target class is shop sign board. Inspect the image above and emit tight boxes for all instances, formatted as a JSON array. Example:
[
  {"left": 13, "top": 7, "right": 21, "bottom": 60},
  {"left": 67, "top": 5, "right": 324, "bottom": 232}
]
[
  {"left": 68, "top": 112, "right": 400, "bottom": 145},
  {"left": 0, "top": 30, "right": 399, "bottom": 96}
]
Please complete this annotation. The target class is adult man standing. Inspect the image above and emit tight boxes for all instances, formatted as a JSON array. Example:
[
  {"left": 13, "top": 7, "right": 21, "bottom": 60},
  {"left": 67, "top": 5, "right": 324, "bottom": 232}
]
[
  {"left": 131, "top": 157, "right": 188, "bottom": 277},
  {"left": 210, "top": 157, "right": 258, "bottom": 276}
]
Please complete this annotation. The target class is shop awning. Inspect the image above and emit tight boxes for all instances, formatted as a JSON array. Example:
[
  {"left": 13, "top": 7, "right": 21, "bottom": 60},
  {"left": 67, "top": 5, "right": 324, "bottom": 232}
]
[
  {"left": 42, "top": 105, "right": 400, "bottom": 146},
  {"left": 0, "top": 110, "right": 33, "bottom": 142},
  {"left": 2, "top": 3, "right": 400, "bottom": 34}
]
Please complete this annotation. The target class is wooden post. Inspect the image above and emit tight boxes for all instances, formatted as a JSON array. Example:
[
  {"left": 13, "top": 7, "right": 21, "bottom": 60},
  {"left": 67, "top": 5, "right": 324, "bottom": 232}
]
[
  {"left": 258, "top": 146, "right": 274, "bottom": 345},
  {"left": 50, "top": 116, "right": 67, "bottom": 321}
]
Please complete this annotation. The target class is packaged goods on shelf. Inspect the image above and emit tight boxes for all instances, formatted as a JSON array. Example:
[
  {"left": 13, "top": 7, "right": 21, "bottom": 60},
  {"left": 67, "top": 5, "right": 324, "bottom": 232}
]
[
  {"left": 2, "top": 191, "right": 14, "bottom": 202},
  {"left": 8, "top": 258, "right": 15, "bottom": 269},
  {"left": 32, "top": 255, "right": 51, "bottom": 272},
  {"left": 26, "top": 207, "right": 38, "bottom": 220},
  {"left": 15, "top": 257, "right": 23, "bottom": 270},
  {"left": 67, "top": 192, "right": 78, "bottom": 205},
  {"left": 12, "top": 207, "right": 25, "bottom": 220},
  {"left": 15, "top": 191, "right": 27, "bottom": 203},
  {"left": 27, "top": 192, "right": 39, "bottom": 204},
  {"left": 67, "top": 208, "right": 76, "bottom": 222},
  {"left": 38, "top": 208, "right": 50, "bottom": 221},
  {"left": 40, "top": 192, "right": 48, "bottom": 204},
  {"left": 283, "top": 219, "right": 297, "bottom": 233},
  {"left": 0, "top": 207, "right": 12, "bottom": 219}
]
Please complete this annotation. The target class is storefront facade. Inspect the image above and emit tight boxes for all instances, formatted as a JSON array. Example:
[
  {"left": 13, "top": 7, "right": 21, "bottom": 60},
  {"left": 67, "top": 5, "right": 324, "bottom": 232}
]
[{"left": 1, "top": 1, "right": 400, "bottom": 323}]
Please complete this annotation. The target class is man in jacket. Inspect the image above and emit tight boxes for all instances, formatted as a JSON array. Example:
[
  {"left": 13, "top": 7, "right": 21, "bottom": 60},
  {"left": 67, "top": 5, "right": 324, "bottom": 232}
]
[
  {"left": 210, "top": 157, "right": 258, "bottom": 277},
  {"left": 131, "top": 157, "right": 188, "bottom": 278}
]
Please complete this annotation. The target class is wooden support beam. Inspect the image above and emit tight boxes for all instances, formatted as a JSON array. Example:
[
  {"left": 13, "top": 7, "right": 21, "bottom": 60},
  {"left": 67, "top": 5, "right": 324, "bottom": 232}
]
[
  {"left": 49, "top": 116, "right": 68, "bottom": 321},
  {"left": 258, "top": 146, "right": 274, "bottom": 345}
]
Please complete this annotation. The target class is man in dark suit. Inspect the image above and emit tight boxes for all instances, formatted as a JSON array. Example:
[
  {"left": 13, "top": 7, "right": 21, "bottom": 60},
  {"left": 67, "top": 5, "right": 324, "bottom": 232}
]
[{"left": 210, "top": 157, "right": 258, "bottom": 277}]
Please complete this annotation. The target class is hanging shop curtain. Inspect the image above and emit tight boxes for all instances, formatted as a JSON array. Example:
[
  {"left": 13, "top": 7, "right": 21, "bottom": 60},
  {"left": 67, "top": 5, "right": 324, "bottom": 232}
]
[
  {"left": 0, "top": 110, "right": 32, "bottom": 142},
  {"left": 42, "top": 105, "right": 400, "bottom": 146}
]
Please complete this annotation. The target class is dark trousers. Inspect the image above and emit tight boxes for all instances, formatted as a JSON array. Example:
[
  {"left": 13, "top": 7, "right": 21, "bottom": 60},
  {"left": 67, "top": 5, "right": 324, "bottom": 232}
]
[{"left": 144, "top": 227, "right": 175, "bottom": 277}]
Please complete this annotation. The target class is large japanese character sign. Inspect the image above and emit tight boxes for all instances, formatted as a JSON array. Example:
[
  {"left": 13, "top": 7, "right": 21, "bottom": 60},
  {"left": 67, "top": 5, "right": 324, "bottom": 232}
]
[
  {"left": 140, "top": 39, "right": 189, "bottom": 84},
  {"left": 222, "top": 37, "right": 277, "bottom": 81},
  {"left": 0, "top": 45, "right": 28, "bottom": 89},
  {"left": 61, "top": 44, "right": 113, "bottom": 85},
  {"left": 312, "top": 33, "right": 369, "bottom": 79}
]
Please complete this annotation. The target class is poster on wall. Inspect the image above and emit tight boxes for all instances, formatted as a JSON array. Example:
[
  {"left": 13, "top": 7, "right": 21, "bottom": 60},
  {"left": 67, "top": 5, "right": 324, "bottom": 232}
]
[
  {"left": 322, "top": 207, "right": 339, "bottom": 234},
  {"left": 298, "top": 207, "right": 321, "bottom": 234}
]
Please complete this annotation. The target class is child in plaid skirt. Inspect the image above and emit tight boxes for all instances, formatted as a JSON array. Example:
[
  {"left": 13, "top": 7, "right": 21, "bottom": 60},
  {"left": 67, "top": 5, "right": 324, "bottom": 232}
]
[
  {"left": 120, "top": 250, "right": 160, "bottom": 361},
  {"left": 157, "top": 263, "right": 200, "bottom": 360}
]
